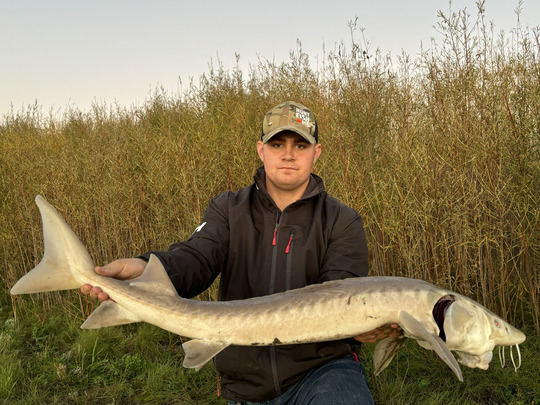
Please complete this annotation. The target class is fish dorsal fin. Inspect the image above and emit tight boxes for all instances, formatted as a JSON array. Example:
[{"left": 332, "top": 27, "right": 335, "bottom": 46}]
[
  {"left": 81, "top": 301, "right": 142, "bottom": 329},
  {"left": 182, "top": 339, "right": 229, "bottom": 371},
  {"left": 399, "top": 310, "right": 463, "bottom": 381},
  {"left": 373, "top": 336, "right": 407, "bottom": 376},
  {"left": 127, "top": 254, "right": 179, "bottom": 298}
]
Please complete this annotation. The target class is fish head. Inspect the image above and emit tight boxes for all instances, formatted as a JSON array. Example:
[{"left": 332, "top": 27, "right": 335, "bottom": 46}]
[{"left": 442, "top": 297, "right": 526, "bottom": 370}]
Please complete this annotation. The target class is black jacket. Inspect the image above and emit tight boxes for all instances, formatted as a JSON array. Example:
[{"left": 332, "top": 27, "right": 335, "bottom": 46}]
[{"left": 141, "top": 167, "right": 369, "bottom": 402}]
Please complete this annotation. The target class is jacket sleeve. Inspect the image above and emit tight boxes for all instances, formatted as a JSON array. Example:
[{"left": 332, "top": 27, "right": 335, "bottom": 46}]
[
  {"left": 318, "top": 207, "right": 369, "bottom": 283},
  {"left": 139, "top": 193, "right": 230, "bottom": 298}
]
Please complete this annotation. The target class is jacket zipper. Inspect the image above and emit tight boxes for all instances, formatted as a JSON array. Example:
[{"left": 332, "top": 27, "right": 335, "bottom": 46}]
[
  {"left": 270, "top": 347, "right": 281, "bottom": 396},
  {"left": 285, "top": 230, "right": 294, "bottom": 291},
  {"left": 269, "top": 221, "right": 296, "bottom": 397},
  {"left": 269, "top": 212, "right": 281, "bottom": 395},
  {"left": 269, "top": 213, "right": 280, "bottom": 295}
]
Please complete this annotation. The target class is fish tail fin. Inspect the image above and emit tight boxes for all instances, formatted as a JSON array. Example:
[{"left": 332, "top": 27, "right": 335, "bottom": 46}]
[{"left": 10, "top": 195, "right": 94, "bottom": 294}]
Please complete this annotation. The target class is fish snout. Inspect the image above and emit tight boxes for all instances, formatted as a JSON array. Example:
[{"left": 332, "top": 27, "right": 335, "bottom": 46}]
[{"left": 490, "top": 324, "right": 526, "bottom": 346}]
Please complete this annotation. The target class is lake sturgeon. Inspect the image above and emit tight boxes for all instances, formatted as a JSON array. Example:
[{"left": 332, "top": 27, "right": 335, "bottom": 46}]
[{"left": 10, "top": 195, "right": 526, "bottom": 380}]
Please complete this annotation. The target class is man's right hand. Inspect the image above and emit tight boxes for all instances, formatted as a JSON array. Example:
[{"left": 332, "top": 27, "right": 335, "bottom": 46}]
[{"left": 80, "top": 258, "right": 147, "bottom": 302}]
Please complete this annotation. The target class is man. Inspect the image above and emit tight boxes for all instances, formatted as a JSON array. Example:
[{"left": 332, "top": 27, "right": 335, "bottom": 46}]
[{"left": 82, "top": 101, "right": 401, "bottom": 404}]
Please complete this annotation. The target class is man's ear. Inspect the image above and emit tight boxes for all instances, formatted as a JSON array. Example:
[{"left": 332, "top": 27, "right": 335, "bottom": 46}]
[
  {"left": 257, "top": 140, "right": 265, "bottom": 162},
  {"left": 314, "top": 143, "right": 322, "bottom": 162}
]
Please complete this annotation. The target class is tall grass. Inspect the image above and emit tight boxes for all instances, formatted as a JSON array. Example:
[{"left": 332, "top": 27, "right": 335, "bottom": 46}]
[{"left": 0, "top": 3, "right": 538, "bottom": 403}]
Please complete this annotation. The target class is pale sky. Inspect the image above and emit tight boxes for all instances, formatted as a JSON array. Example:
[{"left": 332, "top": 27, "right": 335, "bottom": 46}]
[{"left": 1, "top": 0, "right": 538, "bottom": 117}]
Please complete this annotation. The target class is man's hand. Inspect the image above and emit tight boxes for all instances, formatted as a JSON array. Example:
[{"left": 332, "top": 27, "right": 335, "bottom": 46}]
[
  {"left": 354, "top": 324, "right": 402, "bottom": 343},
  {"left": 80, "top": 258, "right": 147, "bottom": 301}
]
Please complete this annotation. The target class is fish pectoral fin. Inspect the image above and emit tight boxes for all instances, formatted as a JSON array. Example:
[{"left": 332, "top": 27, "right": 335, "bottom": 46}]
[
  {"left": 399, "top": 310, "right": 463, "bottom": 382},
  {"left": 127, "top": 254, "right": 179, "bottom": 298},
  {"left": 373, "top": 336, "right": 407, "bottom": 376},
  {"left": 81, "top": 301, "right": 142, "bottom": 329},
  {"left": 182, "top": 339, "right": 229, "bottom": 371}
]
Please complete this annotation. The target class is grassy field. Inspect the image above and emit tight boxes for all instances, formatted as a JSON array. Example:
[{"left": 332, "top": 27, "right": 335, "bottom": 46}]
[{"left": 1, "top": 5, "right": 539, "bottom": 404}]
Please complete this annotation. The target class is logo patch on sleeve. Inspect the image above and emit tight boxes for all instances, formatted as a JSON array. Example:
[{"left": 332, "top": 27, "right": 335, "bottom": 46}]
[{"left": 193, "top": 222, "right": 207, "bottom": 234}]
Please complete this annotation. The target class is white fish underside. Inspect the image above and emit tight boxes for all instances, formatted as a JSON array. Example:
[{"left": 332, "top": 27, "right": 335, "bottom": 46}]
[{"left": 10, "top": 196, "right": 526, "bottom": 379}]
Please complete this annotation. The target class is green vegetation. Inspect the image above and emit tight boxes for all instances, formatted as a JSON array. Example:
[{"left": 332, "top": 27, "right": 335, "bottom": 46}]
[{"left": 1, "top": 4, "right": 538, "bottom": 404}]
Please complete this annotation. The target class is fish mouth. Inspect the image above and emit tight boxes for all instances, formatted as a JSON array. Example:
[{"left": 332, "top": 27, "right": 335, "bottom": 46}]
[
  {"left": 456, "top": 350, "right": 493, "bottom": 370},
  {"left": 456, "top": 343, "right": 523, "bottom": 373}
]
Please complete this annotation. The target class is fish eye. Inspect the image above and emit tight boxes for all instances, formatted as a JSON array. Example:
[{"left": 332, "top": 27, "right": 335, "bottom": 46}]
[{"left": 494, "top": 320, "right": 500, "bottom": 328}]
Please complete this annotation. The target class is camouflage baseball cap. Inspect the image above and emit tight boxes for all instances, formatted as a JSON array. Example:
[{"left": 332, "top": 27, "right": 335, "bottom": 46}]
[{"left": 261, "top": 101, "right": 318, "bottom": 144}]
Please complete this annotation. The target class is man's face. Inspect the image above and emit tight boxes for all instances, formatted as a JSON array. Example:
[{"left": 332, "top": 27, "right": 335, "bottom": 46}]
[{"left": 257, "top": 131, "right": 321, "bottom": 194}]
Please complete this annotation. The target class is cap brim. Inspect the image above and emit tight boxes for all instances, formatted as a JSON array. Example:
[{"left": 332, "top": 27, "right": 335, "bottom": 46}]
[{"left": 261, "top": 127, "right": 317, "bottom": 144}]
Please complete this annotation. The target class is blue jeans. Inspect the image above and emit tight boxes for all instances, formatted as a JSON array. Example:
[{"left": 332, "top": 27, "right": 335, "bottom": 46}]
[{"left": 227, "top": 355, "right": 374, "bottom": 405}]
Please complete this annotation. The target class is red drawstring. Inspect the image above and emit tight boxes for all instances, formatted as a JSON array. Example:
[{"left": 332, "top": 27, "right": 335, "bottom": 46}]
[
  {"left": 272, "top": 220, "right": 293, "bottom": 253},
  {"left": 352, "top": 352, "right": 359, "bottom": 362},
  {"left": 285, "top": 234, "right": 294, "bottom": 253},
  {"left": 217, "top": 376, "right": 220, "bottom": 397}
]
